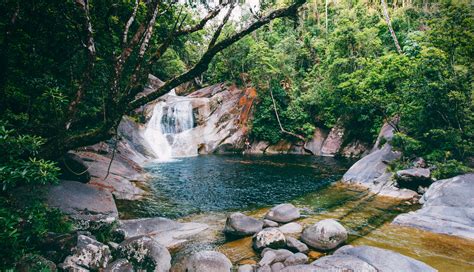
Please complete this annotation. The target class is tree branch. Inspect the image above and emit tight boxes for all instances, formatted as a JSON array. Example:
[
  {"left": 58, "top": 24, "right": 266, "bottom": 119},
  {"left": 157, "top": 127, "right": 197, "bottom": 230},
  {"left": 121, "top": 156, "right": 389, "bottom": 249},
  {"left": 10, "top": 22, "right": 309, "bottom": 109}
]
[
  {"left": 123, "top": 0, "right": 140, "bottom": 45},
  {"left": 175, "top": 6, "right": 223, "bottom": 36},
  {"left": 128, "top": 0, "right": 306, "bottom": 109},
  {"left": 208, "top": 4, "right": 235, "bottom": 49},
  {"left": 381, "top": 0, "right": 403, "bottom": 54}
]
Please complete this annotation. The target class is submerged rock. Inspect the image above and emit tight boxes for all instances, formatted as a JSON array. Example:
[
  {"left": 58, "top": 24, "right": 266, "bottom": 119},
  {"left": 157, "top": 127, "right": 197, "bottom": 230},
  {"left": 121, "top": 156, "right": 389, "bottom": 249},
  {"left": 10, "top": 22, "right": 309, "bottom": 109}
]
[
  {"left": 311, "top": 245, "right": 436, "bottom": 272},
  {"left": 393, "top": 173, "right": 474, "bottom": 240},
  {"left": 182, "top": 251, "right": 232, "bottom": 272},
  {"left": 224, "top": 212, "right": 263, "bottom": 237},
  {"left": 253, "top": 228, "right": 287, "bottom": 251},
  {"left": 117, "top": 236, "right": 171, "bottom": 272},
  {"left": 265, "top": 204, "right": 300, "bottom": 223},
  {"left": 117, "top": 217, "right": 208, "bottom": 250},
  {"left": 301, "top": 219, "right": 347, "bottom": 251},
  {"left": 60, "top": 235, "right": 111, "bottom": 271}
]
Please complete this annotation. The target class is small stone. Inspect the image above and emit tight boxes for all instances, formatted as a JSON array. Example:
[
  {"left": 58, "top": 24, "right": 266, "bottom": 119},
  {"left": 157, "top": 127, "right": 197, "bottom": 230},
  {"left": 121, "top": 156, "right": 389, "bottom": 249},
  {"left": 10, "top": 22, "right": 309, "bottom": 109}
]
[
  {"left": 257, "top": 265, "right": 272, "bottom": 272},
  {"left": 253, "top": 228, "right": 286, "bottom": 251},
  {"left": 264, "top": 219, "right": 279, "bottom": 228},
  {"left": 283, "top": 253, "right": 308, "bottom": 266},
  {"left": 265, "top": 204, "right": 300, "bottom": 223},
  {"left": 278, "top": 222, "right": 302, "bottom": 234},
  {"left": 286, "top": 237, "right": 309, "bottom": 253}
]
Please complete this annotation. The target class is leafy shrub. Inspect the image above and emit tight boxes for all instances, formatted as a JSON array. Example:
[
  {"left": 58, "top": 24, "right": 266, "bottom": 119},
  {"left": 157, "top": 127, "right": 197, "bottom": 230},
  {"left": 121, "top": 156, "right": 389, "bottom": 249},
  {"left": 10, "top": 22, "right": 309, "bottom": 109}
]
[
  {"left": 432, "top": 160, "right": 472, "bottom": 180},
  {"left": 391, "top": 133, "right": 424, "bottom": 159}
]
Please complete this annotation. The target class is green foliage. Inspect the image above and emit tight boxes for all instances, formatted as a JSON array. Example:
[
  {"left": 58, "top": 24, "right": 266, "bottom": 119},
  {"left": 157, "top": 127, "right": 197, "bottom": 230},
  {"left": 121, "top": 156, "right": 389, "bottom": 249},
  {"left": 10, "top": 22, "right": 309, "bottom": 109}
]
[
  {"left": 207, "top": 1, "right": 473, "bottom": 178},
  {"left": 0, "top": 197, "right": 72, "bottom": 269},
  {"left": 432, "top": 160, "right": 472, "bottom": 180}
]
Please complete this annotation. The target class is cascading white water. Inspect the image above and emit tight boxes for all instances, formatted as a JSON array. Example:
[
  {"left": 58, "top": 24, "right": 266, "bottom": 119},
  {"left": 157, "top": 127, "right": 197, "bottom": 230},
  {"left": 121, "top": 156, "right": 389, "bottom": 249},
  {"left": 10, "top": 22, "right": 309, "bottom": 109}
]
[{"left": 144, "top": 95, "right": 197, "bottom": 160}]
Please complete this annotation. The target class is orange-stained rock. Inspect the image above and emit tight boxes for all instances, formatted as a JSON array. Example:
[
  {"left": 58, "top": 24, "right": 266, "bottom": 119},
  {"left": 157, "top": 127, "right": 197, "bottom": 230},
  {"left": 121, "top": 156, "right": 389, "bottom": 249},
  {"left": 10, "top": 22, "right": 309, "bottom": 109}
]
[{"left": 308, "top": 251, "right": 324, "bottom": 260}]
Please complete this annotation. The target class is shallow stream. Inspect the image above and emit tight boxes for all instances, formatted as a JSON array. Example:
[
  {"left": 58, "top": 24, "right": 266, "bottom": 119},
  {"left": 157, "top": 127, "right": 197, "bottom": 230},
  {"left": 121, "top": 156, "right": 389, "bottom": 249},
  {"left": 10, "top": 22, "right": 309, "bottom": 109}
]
[{"left": 118, "top": 154, "right": 474, "bottom": 271}]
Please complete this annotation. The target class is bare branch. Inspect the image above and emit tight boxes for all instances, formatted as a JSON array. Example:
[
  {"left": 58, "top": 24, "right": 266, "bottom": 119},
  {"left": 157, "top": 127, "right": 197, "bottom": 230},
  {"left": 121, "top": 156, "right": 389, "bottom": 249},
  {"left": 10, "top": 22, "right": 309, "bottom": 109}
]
[
  {"left": 208, "top": 4, "right": 235, "bottom": 49},
  {"left": 123, "top": 0, "right": 140, "bottom": 45},
  {"left": 175, "top": 6, "right": 223, "bottom": 36},
  {"left": 128, "top": 0, "right": 306, "bottom": 109},
  {"left": 381, "top": 0, "right": 403, "bottom": 54}
]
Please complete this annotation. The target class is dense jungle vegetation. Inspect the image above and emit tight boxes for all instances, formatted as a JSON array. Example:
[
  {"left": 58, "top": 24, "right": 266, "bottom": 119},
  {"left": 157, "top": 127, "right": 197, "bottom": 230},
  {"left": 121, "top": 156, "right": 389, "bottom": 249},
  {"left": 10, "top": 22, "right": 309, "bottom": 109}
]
[{"left": 0, "top": 0, "right": 472, "bottom": 269}]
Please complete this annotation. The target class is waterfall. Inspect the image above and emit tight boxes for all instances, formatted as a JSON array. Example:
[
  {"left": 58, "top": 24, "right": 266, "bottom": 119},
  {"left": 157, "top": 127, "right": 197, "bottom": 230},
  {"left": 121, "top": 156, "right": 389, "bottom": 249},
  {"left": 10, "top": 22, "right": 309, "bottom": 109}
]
[{"left": 144, "top": 96, "right": 197, "bottom": 160}]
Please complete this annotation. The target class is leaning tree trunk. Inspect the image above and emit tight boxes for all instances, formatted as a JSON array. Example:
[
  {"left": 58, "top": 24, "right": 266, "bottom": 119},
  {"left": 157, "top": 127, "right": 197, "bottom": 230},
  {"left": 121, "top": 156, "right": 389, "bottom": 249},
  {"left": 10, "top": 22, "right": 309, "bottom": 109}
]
[{"left": 381, "top": 0, "right": 403, "bottom": 54}]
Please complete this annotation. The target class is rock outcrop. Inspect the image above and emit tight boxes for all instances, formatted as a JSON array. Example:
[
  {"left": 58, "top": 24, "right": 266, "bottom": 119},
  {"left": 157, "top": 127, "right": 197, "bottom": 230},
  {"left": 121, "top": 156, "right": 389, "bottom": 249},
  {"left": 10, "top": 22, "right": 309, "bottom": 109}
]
[
  {"left": 60, "top": 235, "right": 112, "bottom": 271},
  {"left": 395, "top": 168, "right": 432, "bottom": 191},
  {"left": 392, "top": 173, "right": 474, "bottom": 240},
  {"left": 342, "top": 122, "right": 418, "bottom": 200},
  {"left": 117, "top": 217, "right": 208, "bottom": 250},
  {"left": 47, "top": 180, "right": 118, "bottom": 227}
]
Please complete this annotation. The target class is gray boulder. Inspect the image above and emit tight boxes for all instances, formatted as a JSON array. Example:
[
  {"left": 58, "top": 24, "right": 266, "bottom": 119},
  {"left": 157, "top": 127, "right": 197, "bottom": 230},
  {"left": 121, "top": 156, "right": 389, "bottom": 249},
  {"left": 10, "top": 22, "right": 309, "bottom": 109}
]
[
  {"left": 284, "top": 253, "right": 308, "bottom": 266},
  {"left": 253, "top": 228, "right": 287, "bottom": 251},
  {"left": 60, "top": 235, "right": 111, "bottom": 271},
  {"left": 342, "top": 144, "right": 418, "bottom": 200},
  {"left": 393, "top": 173, "right": 474, "bottom": 240},
  {"left": 259, "top": 250, "right": 277, "bottom": 266},
  {"left": 280, "top": 265, "right": 317, "bottom": 272},
  {"left": 278, "top": 222, "right": 302, "bottom": 234},
  {"left": 104, "top": 259, "right": 134, "bottom": 272},
  {"left": 312, "top": 245, "right": 436, "bottom": 272},
  {"left": 117, "top": 217, "right": 208, "bottom": 250},
  {"left": 286, "top": 237, "right": 309, "bottom": 253},
  {"left": 183, "top": 251, "right": 232, "bottom": 272},
  {"left": 265, "top": 204, "right": 300, "bottom": 223},
  {"left": 117, "top": 236, "right": 171, "bottom": 272},
  {"left": 301, "top": 219, "right": 347, "bottom": 251},
  {"left": 224, "top": 212, "right": 263, "bottom": 237}
]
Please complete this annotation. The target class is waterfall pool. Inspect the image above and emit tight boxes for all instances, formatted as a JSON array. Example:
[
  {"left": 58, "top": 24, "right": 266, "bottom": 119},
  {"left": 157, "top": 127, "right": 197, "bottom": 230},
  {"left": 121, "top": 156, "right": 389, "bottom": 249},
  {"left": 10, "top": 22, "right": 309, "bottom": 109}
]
[{"left": 117, "top": 154, "right": 474, "bottom": 271}]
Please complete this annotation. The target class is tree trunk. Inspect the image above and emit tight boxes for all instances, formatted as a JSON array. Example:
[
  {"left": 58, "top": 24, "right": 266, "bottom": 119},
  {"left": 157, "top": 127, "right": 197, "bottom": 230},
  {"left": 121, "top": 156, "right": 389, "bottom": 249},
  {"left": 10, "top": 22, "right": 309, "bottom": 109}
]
[{"left": 381, "top": 0, "right": 403, "bottom": 54}]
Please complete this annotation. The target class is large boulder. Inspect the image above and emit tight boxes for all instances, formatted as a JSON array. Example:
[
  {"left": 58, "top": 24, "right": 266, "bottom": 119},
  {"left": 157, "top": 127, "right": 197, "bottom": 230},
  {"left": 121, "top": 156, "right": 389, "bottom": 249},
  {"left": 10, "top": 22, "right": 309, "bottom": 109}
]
[
  {"left": 393, "top": 173, "right": 474, "bottom": 240},
  {"left": 304, "top": 128, "right": 328, "bottom": 156},
  {"left": 60, "top": 235, "right": 111, "bottom": 271},
  {"left": 396, "top": 168, "right": 432, "bottom": 191},
  {"left": 117, "top": 217, "right": 208, "bottom": 250},
  {"left": 117, "top": 236, "right": 171, "bottom": 272},
  {"left": 224, "top": 212, "right": 263, "bottom": 237},
  {"left": 301, "top": 219, "right": 347, "bottom": 251},
  {"left": 278, "top": 222, "right": 303, "bottom": 234},
  {"left": 47, "top": 180, "right": 118, "bottom": 228},
  {"left": 320, "top": 126, "right": 344, "bottom": 156},
  {"left": 342, "top": 144, "right": 418, "bottom": 200},
  {"left": 311, "top": 245, "right": 436, "bottom": 272},
  {"left": 265, "top": 204, "right": 300, "bottom": 223},
  {"left": 253, "top": 228, "right": 287, "bottom": 251},
  {"left": 284, "top": 253, "right": 308, "bottom": 266},
  {"left": 58, "top": 152, "right": 91, "bottom": 183},
  {"left": 183, "top": 251, "right": 232, "bottom": 272}
]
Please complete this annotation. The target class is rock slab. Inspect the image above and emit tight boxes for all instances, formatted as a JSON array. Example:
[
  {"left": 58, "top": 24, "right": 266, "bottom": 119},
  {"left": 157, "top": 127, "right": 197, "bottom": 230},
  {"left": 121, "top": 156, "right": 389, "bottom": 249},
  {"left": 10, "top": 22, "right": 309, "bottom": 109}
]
[{"left": 393, "top": 173, "right": 474, "bottom": 240}]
